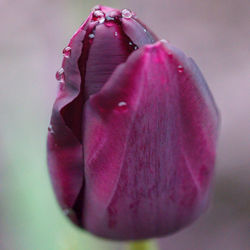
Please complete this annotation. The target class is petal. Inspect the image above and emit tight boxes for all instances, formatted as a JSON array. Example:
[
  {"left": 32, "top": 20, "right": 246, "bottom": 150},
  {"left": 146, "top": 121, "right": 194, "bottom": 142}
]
[
  {"left": 122, "top": 17, "right": 158, "bottom": 46},
  {"left": 47, "top": 16, "right": 89, "bottom": 216},
  {"left": 82, "top": 6, "right": 158, "bottom": 101},
  {"left": 83, "top": 20, "right": 134, "bottom": 99},
  {"left": 81, "top": 41, "right": 219, "bottom": 239}
]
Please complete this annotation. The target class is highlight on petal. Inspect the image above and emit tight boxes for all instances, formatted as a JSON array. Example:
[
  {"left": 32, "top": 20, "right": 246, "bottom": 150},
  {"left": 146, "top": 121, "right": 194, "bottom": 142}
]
[{"left": 81, "top": 41, "right": 219, "bottom": 240}]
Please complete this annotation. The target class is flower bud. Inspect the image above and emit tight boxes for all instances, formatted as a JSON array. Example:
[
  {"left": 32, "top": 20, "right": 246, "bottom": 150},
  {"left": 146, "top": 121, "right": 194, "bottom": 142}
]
[{"left": 47, "top": 6, "right": 219, "bottom": 240}]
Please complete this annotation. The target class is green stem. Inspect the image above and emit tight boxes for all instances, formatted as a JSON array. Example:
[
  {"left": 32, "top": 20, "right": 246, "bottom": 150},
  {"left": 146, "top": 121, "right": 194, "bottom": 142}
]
[{"left": 128, "top": 240, "right": 158, "bottom": 250}]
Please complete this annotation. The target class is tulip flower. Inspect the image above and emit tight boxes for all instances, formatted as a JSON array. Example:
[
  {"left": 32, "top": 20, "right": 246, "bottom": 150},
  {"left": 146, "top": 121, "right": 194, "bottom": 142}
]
[{"left": 47, "top": 5, "right": 219, "bottom": 241}]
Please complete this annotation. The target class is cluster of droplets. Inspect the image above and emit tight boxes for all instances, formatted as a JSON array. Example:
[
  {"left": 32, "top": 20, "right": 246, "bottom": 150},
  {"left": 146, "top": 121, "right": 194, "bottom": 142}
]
[
  {"left": 55, "top": 46, "right": 73, "bottom": 87},
  {"left": 91, "top": 8, "right": 133, "bottom": 26},
  {"left": 56, "top": 8, "right": 134, "bottom": 87},
  {"left": 128, "top": 41, "right": 138, "bottom": 51}
]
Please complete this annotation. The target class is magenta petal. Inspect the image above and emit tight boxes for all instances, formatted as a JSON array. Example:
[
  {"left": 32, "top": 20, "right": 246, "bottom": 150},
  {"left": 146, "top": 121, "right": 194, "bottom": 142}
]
[{"left": 82, "top": 41, "right": 219, "bottom": 240}]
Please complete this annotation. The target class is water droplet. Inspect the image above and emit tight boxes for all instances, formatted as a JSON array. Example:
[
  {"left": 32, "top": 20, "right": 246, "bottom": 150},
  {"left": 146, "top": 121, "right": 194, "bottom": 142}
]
[
  {"left": 167, "top": 51, "right": 173, "bottom": 58},
  {"left": 114, "top": 32, "right": 118, "bottom": 37},
  {"left": 134, "top": 45, "right": 138, "bottom": 50},
  {"left": 122, "top": 9, "right": 132, "bottom": 19},
  {"left": 177, "top": 65, "right": 184, "bottom": 73},
  {"left": 160, "top": 39, "right": 169, "bottom": 44},
  {"left": 99, "top": 17, "right": 105, "bottom": 24},
  {"left": 62, "top": 46, "right": 71, "bottom": 58},
  {"left": 116, "top": 101, "right": 128, "bottom": 112},
  {"left": 48, "top": 124, "right": 55, "bottom": 134},
  {"left": 144, "top": 28, "right": 147, "bottom": 32},
  {"left": 106, "top": 15, "right": 115, "bottom": 21},
  {"left": 118, "top": 101, "right": 127, "bottom": 107},
  {"left": 93, "top": 10, "right": 105, "bottom": 23},
  {"left": 63, "top": 208, "right": 73, "bottom": 216},
  {"left": 89, "top": 33, "right": 95, "bottom": 39},
  {"left": 94, "top": 10, "right": 104, "bottom": 17},
  {"left": 55, "top": 68, "right": 64, "bottom": 82}
]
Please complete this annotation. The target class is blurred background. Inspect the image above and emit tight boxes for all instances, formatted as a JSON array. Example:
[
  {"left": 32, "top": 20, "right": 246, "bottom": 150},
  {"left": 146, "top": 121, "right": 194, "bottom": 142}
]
[{"left": 0, "top": 0, "right": 249, "bottom": 249}]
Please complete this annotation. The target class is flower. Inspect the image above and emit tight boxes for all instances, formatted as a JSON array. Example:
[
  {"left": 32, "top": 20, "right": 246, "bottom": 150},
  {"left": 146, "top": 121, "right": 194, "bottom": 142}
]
[{"left": 47, "top": 5, "right": 219, "bottom": 240}]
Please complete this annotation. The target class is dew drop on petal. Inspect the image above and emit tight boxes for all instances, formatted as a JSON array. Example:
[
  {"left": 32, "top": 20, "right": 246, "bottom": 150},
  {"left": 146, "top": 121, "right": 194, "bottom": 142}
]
[
  {"left": 177, "top": 65, "right": 184, "bottom": 73},
  {"left": 122, "top": 9, "right": 132, "bottom": 19},
  {"left": 106, "top": 15, "right": 115, "bottom": 21},
  {"left": 114, "top": 32, "right": 118, "bottom": 37},
  {"left": 160, "top": 39, "right": 169, "bottom": 44},
  {"left": 144, "top": 28, "right": 147, "bottom": 32},
  {"left": 99, "top": 17, "right": 105, "bottom": 24},
  {"left": 63, "top": 208, "right": 72, "bottom": 216},
  {"left": 167, "top": 51, "right": 173, "bottom": 58},
  {"left": 129, "top": 42, "right": 133, "bottom": 46},
  {"left": 55, "top": 68, "right": 64, "bottom": 82},
  {"left": 93, "top": 10, "right": 104, "bottom": 18},
  {"left": 89, "top": 33, "right": 95, "bottom": 39},
  {"left": 115, "top": 101, "right": 128, "bottom": 112},
  {"left": 48, "top": 124, "right": 55, "bottom": 134},
  {"left": 93, "top": 10, "right": 105, "bottom": 23},
  {"left": 62, "top": 46, "right": 71, "bottom": 58},
  {"left": 134, "top": 45, "right": 138, "bottom": 50}
]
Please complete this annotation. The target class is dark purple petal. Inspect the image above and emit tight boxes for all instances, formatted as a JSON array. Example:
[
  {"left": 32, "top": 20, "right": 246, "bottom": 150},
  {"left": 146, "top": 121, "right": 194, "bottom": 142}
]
[
  {"left": 81, "top": 41, "right": 219, "bottom": 240},
  {"left": 47, "top": 5, "right": 219, "bottom": 240},
  {"left": 83, "top": 19, "right": 133, "bottom": 99}
]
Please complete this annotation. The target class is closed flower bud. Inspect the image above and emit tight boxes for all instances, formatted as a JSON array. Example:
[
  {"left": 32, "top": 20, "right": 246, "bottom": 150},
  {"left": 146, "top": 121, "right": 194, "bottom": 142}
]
[{"left": 47, "top": 5, "right": 219, "bottom": 240}]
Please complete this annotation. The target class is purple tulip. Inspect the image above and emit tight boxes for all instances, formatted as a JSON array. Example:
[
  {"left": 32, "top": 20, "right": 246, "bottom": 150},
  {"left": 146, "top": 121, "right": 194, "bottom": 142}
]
[{"left": 47, "top": 5, "right": 219, "bottom": 240}]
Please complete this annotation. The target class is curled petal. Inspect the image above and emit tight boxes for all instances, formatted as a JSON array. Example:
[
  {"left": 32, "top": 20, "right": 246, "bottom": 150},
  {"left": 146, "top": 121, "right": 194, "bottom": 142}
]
[{"left": 47, "top": 17, "right": 89, "bottom": 213}]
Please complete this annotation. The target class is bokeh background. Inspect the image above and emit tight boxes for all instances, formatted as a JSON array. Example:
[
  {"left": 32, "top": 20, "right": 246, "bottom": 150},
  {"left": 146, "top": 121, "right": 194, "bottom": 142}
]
[{"left": 0, "top": 0, "right": 249, "bottom": 249}]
